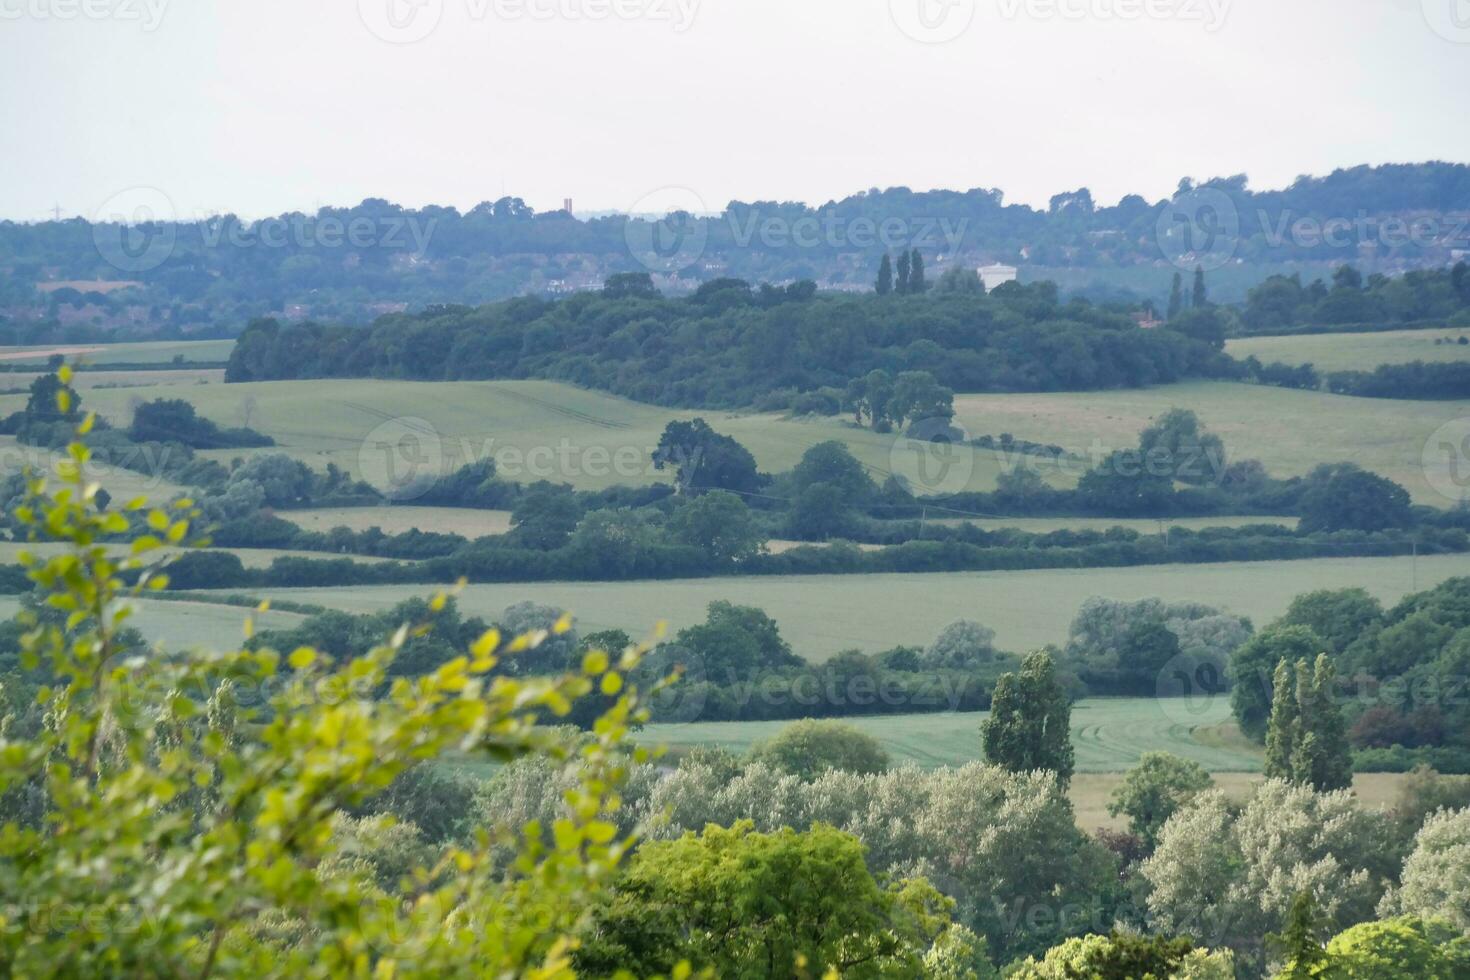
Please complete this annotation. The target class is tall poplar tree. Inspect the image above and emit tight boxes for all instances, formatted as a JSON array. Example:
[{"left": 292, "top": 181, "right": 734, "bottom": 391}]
[{"left": 876, "top": 254, "right": 893, "bottom": 295}]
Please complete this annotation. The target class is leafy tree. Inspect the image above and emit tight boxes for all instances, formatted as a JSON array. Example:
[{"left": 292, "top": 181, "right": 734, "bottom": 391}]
[
  {"left": 1143, "top": 780, "right": 1397, "bottom": 965},
  {"left": 130, "top": 398, "right": 273, "bottom": 449},
  {"left": 671, "top": 601, "right": 800, "bottom": 682},
  {"left": 1010, "top": 932, "right": 1234, "bottom": 980},
  {"left": 1138, "top": 408, "right": 1226, "bottom": 483},
  {"left": 1314, "top": 916, "right": 1470, "bottom": 979},
  {"left": 601, "top": 270, "right": 660, "bottom": 299},
  {"left": 790, "top": 440, "right": 877, "bottom": 504},
  {"left": 1278, "top": 588, "right": 1383, "bottom": 657},
  {"left": 749, "top": 719, "right": 890, "bottom": 780},
  {"left": 935, "top": 265, "right": 985, "bottom": 294},
  {"left": 1229, "top": 625, "right": 1327, "bottom": 741},
  {"left": 896, "top": 249, "right": 912, "bottom": 294},
  {"left": 924, "top": 620, "right": 999, "bottom": 669},
  {"left": 888, "top": 370, "right": 955, "bottom": 428},
  {"left": 981, "top": 651, "right": 1075, "bottom": 784},
  {"left": 667, "top": 489, "right": 762, "bottom": 562},
  {"left": 876, "top": 253, "right": 894, "bottom": 295},
  {"left": 0, "top": 405, "right": 658, "bottom": 977},
  {"left": 786, "top": 480, "right": 859, "bottom": 540},
  {"left": 652, "top": 418, "right": 764, "bottom": 495},
  {"left": 1298, "top": 465, "right": 1413, "bottom": 533},
  {"left": 578, "top": 821, "right": 950, "bottom": 978},
  {"left": 1192, "top": 264, "right": 1208, "bottom": 308},
  {"left": 506, "top": 482, "right": 583, "bottom": 549},
  {"left": 1388, "top": 806, "right": 1470, "bottom": 931},
  {"left": 1107, "top": 752, "right": 1212, "bottom": 849}
]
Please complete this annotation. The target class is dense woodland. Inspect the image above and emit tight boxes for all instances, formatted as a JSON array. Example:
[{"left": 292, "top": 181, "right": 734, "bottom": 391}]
[{"left": 221, "top": 276, "right": 1238, "bottom": 404}]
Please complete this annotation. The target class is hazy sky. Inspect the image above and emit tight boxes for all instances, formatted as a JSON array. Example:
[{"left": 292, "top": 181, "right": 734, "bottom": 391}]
[{"left": 3, "top": 0, "right": 1468, "bottom": 222}]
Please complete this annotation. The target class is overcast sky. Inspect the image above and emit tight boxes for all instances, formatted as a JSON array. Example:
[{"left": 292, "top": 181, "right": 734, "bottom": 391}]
[{"left": 3, "top": 0, "right": 1468, "bottom": 222}]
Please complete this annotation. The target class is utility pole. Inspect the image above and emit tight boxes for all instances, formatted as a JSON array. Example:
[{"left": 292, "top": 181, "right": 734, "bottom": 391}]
[{"left": 50, "top": 204, "right": 63, "bottom": 221}]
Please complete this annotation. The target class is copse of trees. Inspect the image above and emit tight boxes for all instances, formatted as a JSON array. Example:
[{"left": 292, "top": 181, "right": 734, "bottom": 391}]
[
  {"left": 128, "top": 398, "right": 274, "bottom": 449},
  {"left": 1240, "top": 262, "right": 1470, "bottom": 334},
  {"left": 223, "top": 276, "right": 1238, "bottom": 407}
]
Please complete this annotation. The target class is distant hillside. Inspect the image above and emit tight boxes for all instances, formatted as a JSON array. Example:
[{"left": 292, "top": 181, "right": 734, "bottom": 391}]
[{"left": 2, "top": 161, "right": 1467, "bottom": 334}]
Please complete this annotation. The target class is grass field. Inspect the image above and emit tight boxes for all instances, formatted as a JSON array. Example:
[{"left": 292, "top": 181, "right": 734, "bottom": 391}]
[
  {"left": 640, "top": 698, "right": 1263, "bottom": 772},
  {"left": 0, "top": 594, "right": 306, "bottom": 650},
  {"left": 7, "top": 374, "right": 1463, "bottom": 502},
  {"left": 203, "top": 553, "right": 1469, "bottom": 662},
  {"left": 949, "top": 380, "right": 1470, "bottom": 502},
  {"left": 1227, "top": 327, "right": 1470, "bottom": 372},
  {"left": 4, "top": 378, "right": 1039, "bottom": 496},
  {"left": 0, "top": 436, "right": 190, "bottom": 504},
  {"left": 644, "top": 700, "right": 1409, "bottom": 829},
  {"left": 932, "top": 515, "right": 1298, "bottom": 533},
  {"left": 0, "top": 340, "right": 235, "bottom": 365},
  {"left": 0, "top": 541, "right": 397, "bottom": 569},
  {"left": 276, "top": 506, "right": 514, "bottom": 538}
]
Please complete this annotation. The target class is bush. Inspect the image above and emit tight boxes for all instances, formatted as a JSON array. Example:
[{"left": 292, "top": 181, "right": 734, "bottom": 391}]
[{"left": 749, "top": 719, "right": 890, "bottom": 779}]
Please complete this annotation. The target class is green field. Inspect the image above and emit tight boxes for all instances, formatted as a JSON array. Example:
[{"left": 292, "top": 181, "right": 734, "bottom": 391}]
[
  {"left": 0, "top": 594, "right": 306, "bottom": 650},
  {"left": 640, "top": 697, "right": 1262, "bottom": 772},
  {"left": 277, "top": 506, "right": 514, "bottom": 538},
  {"left": 7, "top": 373, "right": 1463, "bottom": 502},
  {"left": 950, "top": 380, "right": 1470, "bottom": 502},
  {"left": 0, "top": 541, "right": 397, "bottom": 569},
  {"left": 933, "top": 515, "right": 1298, "bottom": 533},
  {"left": 199, "top": 553, "right": 1468, "bottom": 662},
  {"left": 1227, "top": 327, "right": 1470, "bottom": 372},
  {"left": 0, "top": 435, "right": 190, "bottom": 503},
  {"left": 0, "top": 339, "right": 235, "bottom": 365},
  {"left": 2, "top": 377, "right": 1040, "bottom": 496}
]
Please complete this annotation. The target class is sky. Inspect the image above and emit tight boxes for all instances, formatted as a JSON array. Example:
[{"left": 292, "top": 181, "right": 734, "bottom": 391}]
[{"left": 2, "top": 0, "right": 1469, "bottom": 222}]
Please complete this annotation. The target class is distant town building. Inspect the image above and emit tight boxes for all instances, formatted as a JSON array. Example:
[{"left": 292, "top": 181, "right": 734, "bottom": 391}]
[
  {"left": 1132, "top": 311, "right": 1164, "bottom": 330},
  {"left": 978, "top": 263, "right": 1018, "bottom": 291}
]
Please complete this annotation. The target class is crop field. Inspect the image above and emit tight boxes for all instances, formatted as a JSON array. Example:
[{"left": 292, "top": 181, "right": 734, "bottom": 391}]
[
  {"left": 950, "top": 380, "right": 1470, "bottom": 502},
  {"left": 639, "top": 698, "right": 1263, "bottom": 772},
  {"left": 203, "top": 553, "right": 1469, "bottom": 662},
  {"left": 0, "top": 541, "right": 397, "bottom": 568},
  {"left": 0, "top": 339, "right": 235, "bottom": 365},
  {"left": 12, "top": 373, "right": 1464, "bottom": 502},
  {"left": 2, "top": 377, "right": 1039, "bottom": 496},
  {"left": 1226, "top": 327, "right": 1470, "bottom": 372},
  {"left": 0, "top": 435, "right": 190, "bottom": 502},
  {"left": 0, "top": 594, "right": 306, "bottom": 651},
  {"left": 932, "top": 515, "right": 1298, "bottom": 533},
  {"left": 276, "top": 506, "right": 515, "bottom": 538}
]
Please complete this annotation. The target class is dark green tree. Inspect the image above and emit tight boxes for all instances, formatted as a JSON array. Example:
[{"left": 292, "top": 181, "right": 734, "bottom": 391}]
[
  {"left": 909, "top": 250, "right": 927, "bottom": 293},
  {"left": 1167, "top": 272, "right": 1184, "bottom": 320},
  {"left": 981, "top": 651, "right": 1075, "bottom": 784},
  {"left": 1191, "top": 264, "right": 1208, "bottom": 308},
  {"left": 875, "top": 253, "right": 894, "bottom": 296},
  {"left": 895, "top": 250, "right": 912, "bottom": 295},
  {"left": 1268, "top": 892, "right": 1329, "bottom": 980},
  {"left": 652, "top": 419, "right": 765, "bottom": 496},
  {"left": 1229, "top": 625, "right": 1326, "bottom": 742}
]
